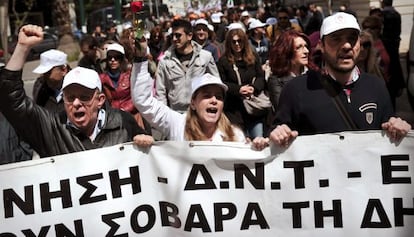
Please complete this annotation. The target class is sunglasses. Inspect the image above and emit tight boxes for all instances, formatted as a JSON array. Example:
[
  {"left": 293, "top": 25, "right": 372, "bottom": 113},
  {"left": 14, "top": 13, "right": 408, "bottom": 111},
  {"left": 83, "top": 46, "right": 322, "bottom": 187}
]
[
  {"left": 172, "top": 32, "right": 183, "bottom": 39},
  {"left": 278, "top": 16, "right": 289, "bottom": 20},
  {"left": 107, "top": 54, "right": 123, "bottom": 61},
  {"left": 361, "top": 41, "right": 372, "bottom": 49},
  {"left": 232, "top": 39, "right": 242, "bottom": 45},
  {"left": 64, "top": 91, "right": 98, "bottom": 105}
]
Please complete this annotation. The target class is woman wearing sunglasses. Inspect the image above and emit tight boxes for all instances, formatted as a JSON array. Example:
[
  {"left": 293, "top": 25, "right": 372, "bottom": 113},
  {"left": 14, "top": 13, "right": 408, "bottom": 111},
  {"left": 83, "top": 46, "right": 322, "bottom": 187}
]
[
  {"left": 99, "top": 43, "right": 151, "bottom": 134},
  {"left": 356, "top": 30, "right": 385, "bottom": 82},
  {"left": 216, "top": 23, "right": 267, "bottom": 139}
]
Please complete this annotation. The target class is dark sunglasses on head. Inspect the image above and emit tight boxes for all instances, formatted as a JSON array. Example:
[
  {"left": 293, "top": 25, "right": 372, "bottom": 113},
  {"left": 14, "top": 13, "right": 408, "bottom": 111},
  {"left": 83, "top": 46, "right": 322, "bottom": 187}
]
[{"left": 361, "top": 41, "right": 372, "bottom": 49}]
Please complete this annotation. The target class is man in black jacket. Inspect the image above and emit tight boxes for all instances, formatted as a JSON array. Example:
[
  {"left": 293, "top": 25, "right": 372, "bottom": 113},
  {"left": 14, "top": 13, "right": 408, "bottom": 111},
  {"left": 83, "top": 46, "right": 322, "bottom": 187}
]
[
  {"left": 269, "top": 12, "right": 411, "bottom": 147},
  {"left": 0, "top": 24, "right": 153, "bottom": 158}
]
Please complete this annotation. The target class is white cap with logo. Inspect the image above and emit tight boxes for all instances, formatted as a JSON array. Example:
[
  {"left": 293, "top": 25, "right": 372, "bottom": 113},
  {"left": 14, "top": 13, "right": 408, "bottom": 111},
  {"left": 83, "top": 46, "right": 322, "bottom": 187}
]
[
  {"left": 320, "top": 12, "right": 361, "bottom": 38},
  {"left": 62, "top": 67, "right": 102, "bottom": 92},
  {"left": 191, "top": 73, "right": 228, "bottom": 97},
  {"left": 33, "top": 49, "right": 67, "bottom": 74}
]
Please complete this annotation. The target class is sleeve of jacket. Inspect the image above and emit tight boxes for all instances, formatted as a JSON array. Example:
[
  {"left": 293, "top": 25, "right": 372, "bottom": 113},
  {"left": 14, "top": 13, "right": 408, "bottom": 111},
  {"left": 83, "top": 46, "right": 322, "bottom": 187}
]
[
  {"left": 155, "top": 60, "right": 169, "bottom": 105},
  {"left": 252, "top": 57, "right": 265, "bottom": 95},
  {"left": 0, "top": 69, "right": 75, "bottom": 157},
  {"left": 267, "top": 75, "right": 283, "bottom": 111},
  {"left": 131, "top": 61, "right": 181, "bottom": 137},
  {"left": 273, "top": 79, "right": 300, "bottom": 130},
  {"left": 217, "top": 57, "right": 241, "bottom": 97},
  {"left": 204, "top": 52, "right": 220, "bottom": 78}
]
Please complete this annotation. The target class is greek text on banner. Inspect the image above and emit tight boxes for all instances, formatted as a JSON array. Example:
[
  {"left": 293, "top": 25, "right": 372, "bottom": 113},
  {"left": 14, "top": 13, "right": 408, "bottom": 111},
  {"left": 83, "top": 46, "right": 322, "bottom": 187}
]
[{"left": 0, "top": 131, "right": 413, "bottom": 236}]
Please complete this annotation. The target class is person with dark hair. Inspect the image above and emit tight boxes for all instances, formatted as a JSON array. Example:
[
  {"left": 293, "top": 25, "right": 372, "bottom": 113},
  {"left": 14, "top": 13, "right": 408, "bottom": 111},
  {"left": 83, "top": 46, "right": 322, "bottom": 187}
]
[
  {"left": 305, "top": 3, "right": 323, "bottom": 35},
  {"left": 268, "top": 13, "right": 411, "bottom": 147},
  {"left": 99, "top": 43, "right": 152, "bottom": 134},
  {"left": 362, "top": 16, "right": 391, "bottom": 84},
  {"left": 217, "top": 24, "right": 267, "bottom": 139},
  {"left": 369, "top": 8, "right": 383, "bottom": 18},
  {"left": 78, "top": 34, "right": 103, "bottom": 74},
  {"left": 155, "top": 19, "right": 219, "bottom": 114},
  {"left": 297, "top": 5, "right": 311, "bottom": 33},
  {"left": 266, "top": 7, "right": 303, "bottom": 45},
  {"left": 381, "top": 0, "right": 405, "bottom": 109},
  {"left": 148, "top": 25, "right": 164, "bottom": 64}
]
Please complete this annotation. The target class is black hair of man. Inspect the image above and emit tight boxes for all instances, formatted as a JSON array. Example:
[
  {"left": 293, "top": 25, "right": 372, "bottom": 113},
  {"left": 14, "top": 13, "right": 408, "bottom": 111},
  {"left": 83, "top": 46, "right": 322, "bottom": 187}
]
[
  {"left": 80, "top": 34, "right": 99, "bottom": 48},
  {"left": 382, "top": 0, "right": 393, "bottom": 6},
  {"left": 172, "top": 19, "right": 193, "bottom": 34}
]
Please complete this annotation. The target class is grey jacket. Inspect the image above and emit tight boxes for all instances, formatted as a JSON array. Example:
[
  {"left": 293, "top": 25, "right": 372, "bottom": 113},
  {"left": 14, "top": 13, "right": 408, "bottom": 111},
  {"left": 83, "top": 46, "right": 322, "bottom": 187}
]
[{"left": 156, "top": 41, "right": 219, "bottom": 112}]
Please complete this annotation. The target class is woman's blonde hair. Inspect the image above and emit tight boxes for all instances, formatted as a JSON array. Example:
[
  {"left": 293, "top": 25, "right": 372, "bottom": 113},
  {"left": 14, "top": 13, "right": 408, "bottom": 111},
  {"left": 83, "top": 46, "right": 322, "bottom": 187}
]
[{"left": 184, "top": 90, "right": 237, "bottom": 141}]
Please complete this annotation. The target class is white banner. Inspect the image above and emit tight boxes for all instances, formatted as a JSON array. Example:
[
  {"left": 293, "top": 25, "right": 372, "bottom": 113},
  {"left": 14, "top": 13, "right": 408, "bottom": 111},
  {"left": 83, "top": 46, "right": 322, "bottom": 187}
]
[{"left": 0, "top": 131, "right": 413, "bottom": 236}]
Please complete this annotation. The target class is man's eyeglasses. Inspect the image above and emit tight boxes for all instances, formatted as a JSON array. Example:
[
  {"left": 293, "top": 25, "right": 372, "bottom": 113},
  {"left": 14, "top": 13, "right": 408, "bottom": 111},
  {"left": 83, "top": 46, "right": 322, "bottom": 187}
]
[
  {"left": 361, "top": 41, "right": 372, "bottom": 49},
  {"left": 64, "top": 91, "right": 98, "bottom": 105},
  {"left": 278, "top": 16, "right": 289, "bottom": 20},
  {"left": 232, "top": 39, "right": 242, "bottom": 45},
  {"left": 172, "top": 32, "right": 183, "bottom": 39}
]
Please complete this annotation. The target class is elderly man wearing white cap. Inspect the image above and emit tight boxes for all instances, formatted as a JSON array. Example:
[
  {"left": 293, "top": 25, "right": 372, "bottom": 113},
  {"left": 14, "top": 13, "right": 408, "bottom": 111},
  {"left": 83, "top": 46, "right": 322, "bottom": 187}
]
[
  {"left": 248, "top": 19, "right": 270, "bottom": 65},
  {"left": 193, "top": 19, "right": 220, "bottom": 62},
  {"left": 32, "top": 49, "right": 69, "bottom": 113},
  {"left": 269, "top": 12, "right": 411, "bottom": 147},
  {"left": 0, "top": 25, "right": 153, "bottom": 158}
]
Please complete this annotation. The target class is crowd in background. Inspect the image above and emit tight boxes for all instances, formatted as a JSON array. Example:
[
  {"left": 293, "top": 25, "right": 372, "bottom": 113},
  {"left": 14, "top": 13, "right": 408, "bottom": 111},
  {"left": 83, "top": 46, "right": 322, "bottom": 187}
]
[
  {"left": 0, "top": 0, "right": 410, "bottom": 164},
  {"left": 80, "top": 0, "right": 404, "bottom": 139}
]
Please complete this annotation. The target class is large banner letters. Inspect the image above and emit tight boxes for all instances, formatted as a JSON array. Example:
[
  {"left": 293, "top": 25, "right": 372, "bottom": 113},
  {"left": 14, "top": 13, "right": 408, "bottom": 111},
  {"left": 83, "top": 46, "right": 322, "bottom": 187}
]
[{"left": 0, "top": 131, "right": 413, "bottom": 236}]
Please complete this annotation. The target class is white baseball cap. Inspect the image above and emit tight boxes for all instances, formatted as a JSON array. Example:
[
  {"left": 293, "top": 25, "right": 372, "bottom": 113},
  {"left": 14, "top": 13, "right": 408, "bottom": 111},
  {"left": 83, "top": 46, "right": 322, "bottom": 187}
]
[
  {"left": 194, "top": 18, "right": 209, "bottom": 27},
  {"left": 241, "top": 10, "right": 249, "bottom": 17},
  {"left": 122, "top": 21, "right": 133, "bottom": 30},
  {"left": 248, "top": 19, "right": 267, "bottom": 31},
  {"left": 33, "top": 49, "right": 67, "bottom": 74},
  {"left": 211, "top": 12, "right": 222, "bottom": 23},
  {"left": 226, "top": 22, "right": 245, "bottom": 32},
  {"left": 106, "top": 43, "right": 125, "bottom": 55},
  {"left": 320, "top": 12, "right": 361, "bottom": 38},
  {"left": 62, "top": 67, "right": 102, "bottom": 92},
  {"left": 191, "top": 73, "right": 228, "bottom": 97}
]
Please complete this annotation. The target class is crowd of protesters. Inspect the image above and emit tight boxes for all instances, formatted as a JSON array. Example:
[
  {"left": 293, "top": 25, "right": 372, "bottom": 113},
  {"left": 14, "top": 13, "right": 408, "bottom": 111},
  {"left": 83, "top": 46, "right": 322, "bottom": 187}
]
[{"left": 0, "top": 0, "right": 412, "bottom": 164}]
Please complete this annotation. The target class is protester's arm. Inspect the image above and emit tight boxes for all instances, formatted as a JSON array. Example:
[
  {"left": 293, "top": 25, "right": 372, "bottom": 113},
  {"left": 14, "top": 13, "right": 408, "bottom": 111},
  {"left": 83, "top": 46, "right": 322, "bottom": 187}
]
[
  {"left": 381, "top": 117, "right": 412, "bottom": 142},
  {"left": 205, "top": 53, "right": 220, "bottom": 78},
  {"left": 130, "top": 42, "right": 181, "bottom": 140},
  {"left": 6, "top": 25, "right": 43, "bottom": 71}
]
